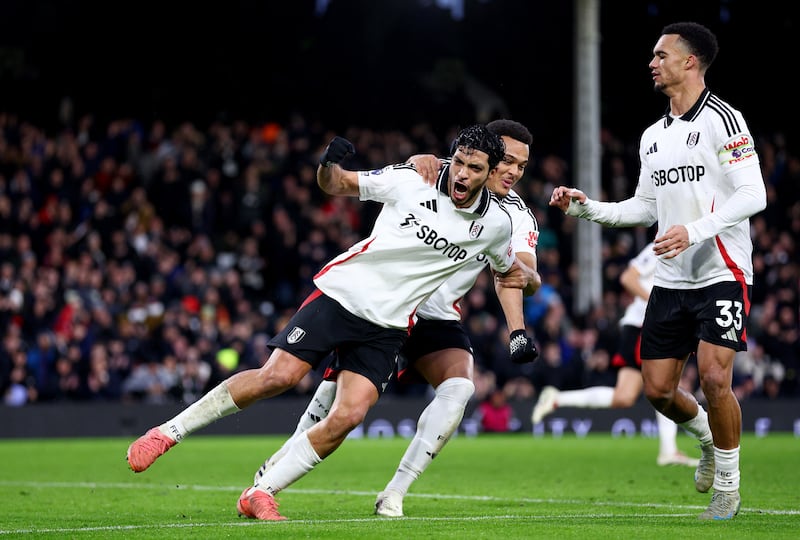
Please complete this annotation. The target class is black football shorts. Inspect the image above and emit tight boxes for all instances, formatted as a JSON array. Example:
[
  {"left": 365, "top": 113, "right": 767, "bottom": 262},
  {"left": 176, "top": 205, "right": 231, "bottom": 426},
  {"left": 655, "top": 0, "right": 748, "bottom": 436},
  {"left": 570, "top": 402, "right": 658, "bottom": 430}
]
[
  {"left": 396, "top": 317, "right": 472, "bottom": 382},
  {"left": 269, "top": 290, "right": 407, "bottom": 394},
  {"left": 641, "top": 281, "right": 751, "bottom": 360},
  {"left": 611, "top": 324, "right": 642, "bottom": 370}
]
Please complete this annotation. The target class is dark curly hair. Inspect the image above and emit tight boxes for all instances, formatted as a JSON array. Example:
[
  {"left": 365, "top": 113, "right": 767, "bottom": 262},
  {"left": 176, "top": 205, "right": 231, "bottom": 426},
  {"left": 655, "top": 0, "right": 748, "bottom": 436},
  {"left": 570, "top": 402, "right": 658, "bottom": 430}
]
[
  {"left": 662, "top": 22, "right": 719, "bottom": 70},
  {"left": 487, "top": 119, "right": 533, "bottom": 146},
  {"left": 451, "top": 124, "right": 506, "bottom": 170}
]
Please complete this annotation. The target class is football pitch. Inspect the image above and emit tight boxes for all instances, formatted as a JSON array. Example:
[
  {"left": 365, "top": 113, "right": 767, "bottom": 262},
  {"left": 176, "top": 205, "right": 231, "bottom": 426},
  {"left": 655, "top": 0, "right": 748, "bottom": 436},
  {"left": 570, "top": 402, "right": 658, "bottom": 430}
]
[{"left": 1, "top": 433, "right": 797, "bottom": 539}]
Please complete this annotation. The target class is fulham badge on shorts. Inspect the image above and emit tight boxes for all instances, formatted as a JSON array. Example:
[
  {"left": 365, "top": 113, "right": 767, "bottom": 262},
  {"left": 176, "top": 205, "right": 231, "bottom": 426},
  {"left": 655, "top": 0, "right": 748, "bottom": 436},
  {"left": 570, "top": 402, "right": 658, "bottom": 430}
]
[{"left": 287, "top": 326, "right": 306, "bottom": 344}]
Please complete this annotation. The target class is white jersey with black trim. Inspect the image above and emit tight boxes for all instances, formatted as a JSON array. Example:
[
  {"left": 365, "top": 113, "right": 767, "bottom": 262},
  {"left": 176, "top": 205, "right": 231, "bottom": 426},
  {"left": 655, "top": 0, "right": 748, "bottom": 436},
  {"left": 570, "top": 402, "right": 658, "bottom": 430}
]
[
  {"left": 416, "top": 188, "right": 538, "bottom": 321},
  {"left": 569, "top": 89, "right": 766, "bottom": 289},
  {"left": 619, "top": 242, "right": 656, "bottom": 328},
  {"left": 313, "top": 163, "right": 514, "bottom": 330}
]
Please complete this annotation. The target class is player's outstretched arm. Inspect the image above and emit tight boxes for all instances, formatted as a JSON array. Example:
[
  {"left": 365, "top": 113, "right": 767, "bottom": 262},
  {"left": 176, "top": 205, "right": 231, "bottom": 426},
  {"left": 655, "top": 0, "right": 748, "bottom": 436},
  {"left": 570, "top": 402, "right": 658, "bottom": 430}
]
[
  {"left": 550, "top": 186, "right": 656, "bottom": 228},
  {"left": 317, "top": 136, "right": 360, "bottom": 196}
]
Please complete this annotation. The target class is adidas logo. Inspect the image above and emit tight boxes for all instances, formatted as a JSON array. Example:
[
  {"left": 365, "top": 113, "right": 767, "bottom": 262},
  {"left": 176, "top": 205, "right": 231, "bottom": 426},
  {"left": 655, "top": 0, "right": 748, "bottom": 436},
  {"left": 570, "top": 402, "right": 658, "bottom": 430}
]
[
  {"left": 720, "top": 328, "right": 738, "bottom": 342},
  {"left": 420, "top": 199, "right": 438, "bottom": 212},
  {"left": 646, "top": 142, "right": 658, "bottom": 155}
]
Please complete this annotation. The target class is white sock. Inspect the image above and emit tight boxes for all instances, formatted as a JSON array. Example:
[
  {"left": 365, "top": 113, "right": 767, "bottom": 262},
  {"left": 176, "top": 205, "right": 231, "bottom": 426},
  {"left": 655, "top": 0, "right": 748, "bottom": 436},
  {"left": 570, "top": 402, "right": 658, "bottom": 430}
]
[
  {"left": 264, "top": 380, "right": 337, "bottom": 468},
  {"left": 384, "top": 377, "right": 474, "bottom": 496},
  {"left": 556, "top": 387, "right": 614, "bottom": 408},
  {"left": 713, "top": 446, "right": 740, "bottom": 491},
  {"left": 255, "top": 431, "right": 322, "bottom": 496},
  {"left": 160, "top": 382, "right": 239, "bottom": 442},
  {"left": 655, "top": 410, "right": 678, "bottom": 455},
  {"left": 678, "top": 404, "right": 713, "bottom": 447}
]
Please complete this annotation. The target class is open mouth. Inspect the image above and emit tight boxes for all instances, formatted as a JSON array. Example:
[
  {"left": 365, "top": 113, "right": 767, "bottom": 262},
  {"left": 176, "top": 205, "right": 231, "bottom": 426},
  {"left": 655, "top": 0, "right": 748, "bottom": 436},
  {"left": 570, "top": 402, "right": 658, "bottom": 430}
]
[{"left": 452, "top": 181, "right": 468, "bottom": 200}]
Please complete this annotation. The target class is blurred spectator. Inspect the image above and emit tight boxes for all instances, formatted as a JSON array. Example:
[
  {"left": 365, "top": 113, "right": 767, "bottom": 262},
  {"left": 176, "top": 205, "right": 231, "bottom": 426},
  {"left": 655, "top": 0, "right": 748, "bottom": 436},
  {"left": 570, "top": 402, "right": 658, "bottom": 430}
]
[
  {"left": 84, "top": 342, "right": 123, "bottom": 401},
  {"left": 4, "top": 345, "right": 38, "bottom": 405},
  {"left": 177, "top": 346, "right": 212, "bottom": 404},
  {"left": 475, "top": 388, "right": 517, "bottom": 433},
  {"left": 530, "top": 339, "right": 584, "bottom": 396},
  {"left": 41, "top": 354, "right": 82, "bottom": 401},
  {"left": 122, "top": 356, "right": 180, "bottom": 404}
]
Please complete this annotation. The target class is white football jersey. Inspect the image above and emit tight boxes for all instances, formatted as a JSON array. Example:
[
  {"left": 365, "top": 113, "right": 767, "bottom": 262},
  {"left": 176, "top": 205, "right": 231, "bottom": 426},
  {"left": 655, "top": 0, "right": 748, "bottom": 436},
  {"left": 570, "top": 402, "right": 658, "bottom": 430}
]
[
  {"left": 313, "top": 163, "right": 514, "bottom": 329},
  {"left": 570, "top": 89, "right": 765, "bottom": 290},
  {"left": 618, "top": 242, "right": 656, "bottom": 328},
  {"left": 416, "top": 188, "right": 538, "bottom": 321},
  {"left": 637, "top": 89, "right": 761, "bottom": 288}
]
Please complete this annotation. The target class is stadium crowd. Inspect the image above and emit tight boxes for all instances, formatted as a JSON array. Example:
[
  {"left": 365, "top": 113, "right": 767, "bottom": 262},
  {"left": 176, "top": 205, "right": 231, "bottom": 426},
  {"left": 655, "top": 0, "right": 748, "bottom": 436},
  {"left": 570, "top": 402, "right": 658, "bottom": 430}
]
[{"left": 1, "top": 109, "right": 797, "bottom": 408}]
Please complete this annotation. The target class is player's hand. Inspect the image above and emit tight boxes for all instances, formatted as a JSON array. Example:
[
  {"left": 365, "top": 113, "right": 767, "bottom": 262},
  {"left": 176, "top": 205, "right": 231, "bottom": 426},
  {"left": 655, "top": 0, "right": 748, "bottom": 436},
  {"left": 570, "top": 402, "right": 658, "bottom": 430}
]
[
  {"left": 509, "top": 330, "right": 538, "bottom": 364},
  {"left": 653, "top": 225, "right": 690, "bottom": 259},
  {"left": 407, "top": 154, "right": 443, "bottom": 185},
  {"left": 549, "top": 186, "right": 586, "bottom": 212},
  {"left": 320, "top": 136, "right": 355, "bottom": 167},
  {"left": 494, "top": 263, "right": 527, "bottom": 290}
]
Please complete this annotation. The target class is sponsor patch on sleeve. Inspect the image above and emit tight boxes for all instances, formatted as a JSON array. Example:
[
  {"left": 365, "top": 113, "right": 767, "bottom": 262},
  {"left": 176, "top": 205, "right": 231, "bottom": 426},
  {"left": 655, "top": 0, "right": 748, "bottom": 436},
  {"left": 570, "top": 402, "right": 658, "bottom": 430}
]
[{"left": 719, "top": 134, "right": 757, "bottom": 166}]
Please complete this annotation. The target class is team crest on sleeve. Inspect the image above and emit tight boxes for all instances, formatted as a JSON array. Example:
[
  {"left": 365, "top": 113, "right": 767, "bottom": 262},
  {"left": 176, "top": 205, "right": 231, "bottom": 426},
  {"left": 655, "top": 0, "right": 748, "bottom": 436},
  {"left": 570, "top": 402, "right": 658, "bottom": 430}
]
[
  {"left": 287, "top": 326, "right": 306, "bottom": 344},
  {"left": 469, "top": 222, "right": 484, "bottom": 239},
  {"left": 686, "top": 131, "right": 700, "bottom": 148}
]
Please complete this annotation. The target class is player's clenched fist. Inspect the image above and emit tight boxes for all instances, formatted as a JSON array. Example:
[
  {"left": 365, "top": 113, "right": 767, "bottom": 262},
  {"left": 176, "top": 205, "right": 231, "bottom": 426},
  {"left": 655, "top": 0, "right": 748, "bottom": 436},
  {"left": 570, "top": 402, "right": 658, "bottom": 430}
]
[
  {"left": 319, "top": 136, "right": 355, "bottom": 167},
  {"left": 509, "top": 330, "right": 538, "bottom": 364}
]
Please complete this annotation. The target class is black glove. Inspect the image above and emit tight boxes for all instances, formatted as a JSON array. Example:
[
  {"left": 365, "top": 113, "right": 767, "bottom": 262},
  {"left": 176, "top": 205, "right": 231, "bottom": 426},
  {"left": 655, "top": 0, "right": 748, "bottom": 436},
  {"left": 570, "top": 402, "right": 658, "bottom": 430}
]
[
  {"left": 509, "top": 330, "right": 539, "bottom": 364},
  {"left": 319, "top": 136, "right": 355, "bottom": 167}
]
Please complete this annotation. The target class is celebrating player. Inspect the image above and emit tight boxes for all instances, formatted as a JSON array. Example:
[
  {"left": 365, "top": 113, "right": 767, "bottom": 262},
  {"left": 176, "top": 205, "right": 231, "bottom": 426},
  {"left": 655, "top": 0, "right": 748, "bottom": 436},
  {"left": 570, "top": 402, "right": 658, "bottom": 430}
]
[
  {"left": 252, "top": 119, "right": 541, "bottom": 517},
  {"left": 127, "top": 124, "right": 531, "bottom": 521}
]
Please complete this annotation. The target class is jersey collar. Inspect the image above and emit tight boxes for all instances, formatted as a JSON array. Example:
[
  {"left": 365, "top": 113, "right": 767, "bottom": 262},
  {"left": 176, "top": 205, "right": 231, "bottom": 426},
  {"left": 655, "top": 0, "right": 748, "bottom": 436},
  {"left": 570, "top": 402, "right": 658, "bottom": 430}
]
[{"left": 663, "top": 87, "right": 711, "bottom": 127}]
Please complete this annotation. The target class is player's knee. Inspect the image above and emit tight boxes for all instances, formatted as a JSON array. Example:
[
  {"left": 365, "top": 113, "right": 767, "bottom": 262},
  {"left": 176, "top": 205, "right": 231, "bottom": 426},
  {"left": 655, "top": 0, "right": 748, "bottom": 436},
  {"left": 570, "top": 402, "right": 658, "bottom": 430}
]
[
  {"left": 327, "top": 403, "right": 369, "bottom": 432},
  {"left": 642, "top": 381, "right": 673, "bottom": 409},
  {"left": 435, "top": 376, "right": 475, "bottom": 406},
  {"left": 255, "top": 365, "right": 304, "bottom": 395},
  {"left": 698, "top": 367, "right": 730, "bottom": 400}
]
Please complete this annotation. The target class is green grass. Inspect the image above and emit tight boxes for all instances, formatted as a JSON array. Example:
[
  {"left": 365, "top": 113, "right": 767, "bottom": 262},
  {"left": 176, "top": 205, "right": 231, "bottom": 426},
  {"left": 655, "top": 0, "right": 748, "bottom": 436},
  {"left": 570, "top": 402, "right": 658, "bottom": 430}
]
[{"left": 0, "top": 433, "right": 798, "bottom": 538}]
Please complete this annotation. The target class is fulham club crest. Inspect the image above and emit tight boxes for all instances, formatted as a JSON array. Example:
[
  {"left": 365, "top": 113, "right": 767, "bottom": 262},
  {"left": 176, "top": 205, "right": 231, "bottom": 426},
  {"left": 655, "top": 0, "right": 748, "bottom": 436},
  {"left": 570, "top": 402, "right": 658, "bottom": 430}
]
[
  {"left": 686, "top": 131, "right": 700, "bottom": 148},
  {"left": 287, "top": 326, "right": 306, "bottom": 344},
  {"left": 469, "top": 221, "right": 484, "bottom": 239}
]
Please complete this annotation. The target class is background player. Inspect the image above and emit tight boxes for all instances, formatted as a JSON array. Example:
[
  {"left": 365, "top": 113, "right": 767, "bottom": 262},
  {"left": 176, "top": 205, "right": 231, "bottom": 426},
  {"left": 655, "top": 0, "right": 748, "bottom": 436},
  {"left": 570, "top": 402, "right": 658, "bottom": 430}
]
[{"left": 532, "top": 241, "right": 700, "bottom": 467}]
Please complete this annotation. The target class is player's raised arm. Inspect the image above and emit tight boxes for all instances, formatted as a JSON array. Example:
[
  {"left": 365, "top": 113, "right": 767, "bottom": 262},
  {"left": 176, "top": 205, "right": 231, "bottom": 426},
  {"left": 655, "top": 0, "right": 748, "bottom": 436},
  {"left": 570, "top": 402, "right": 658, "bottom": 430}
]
[{"left": 317, "top": 136, "right": 360, "bottom": 196}]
